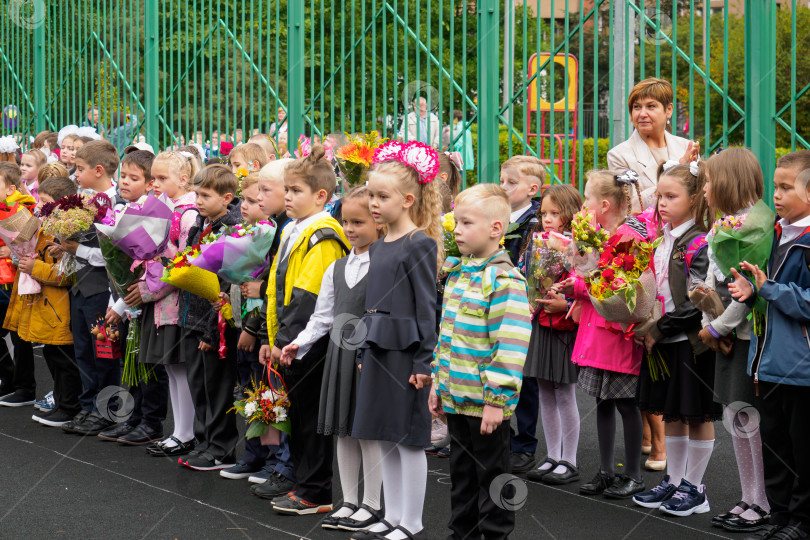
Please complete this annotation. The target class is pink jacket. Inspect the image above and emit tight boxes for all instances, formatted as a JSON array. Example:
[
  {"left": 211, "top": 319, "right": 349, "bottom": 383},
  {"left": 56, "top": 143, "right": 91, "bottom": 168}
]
[
  {"left": 570, "top": 218, "right": 648, "bottom": 376},
  {"left": 138, "top": 191, "right": 199, "bottom": 329}
]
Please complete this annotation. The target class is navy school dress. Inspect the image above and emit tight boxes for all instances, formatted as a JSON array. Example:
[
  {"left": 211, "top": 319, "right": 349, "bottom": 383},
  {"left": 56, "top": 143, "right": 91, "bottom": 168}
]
[{"left": 351, "top": 231, "right": 438, "bottom": 447}]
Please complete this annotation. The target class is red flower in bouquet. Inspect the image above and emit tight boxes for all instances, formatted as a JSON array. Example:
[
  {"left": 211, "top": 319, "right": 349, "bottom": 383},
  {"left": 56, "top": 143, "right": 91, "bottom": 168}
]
[
  {"left": 623, "top": 254, "right": 635, "bottom": 271},
  {"left": 601, "top": 268, "right": 615, "bottom": 282},
  {"left": 220, "top": 141, "right": 234, "bottom": 156}
]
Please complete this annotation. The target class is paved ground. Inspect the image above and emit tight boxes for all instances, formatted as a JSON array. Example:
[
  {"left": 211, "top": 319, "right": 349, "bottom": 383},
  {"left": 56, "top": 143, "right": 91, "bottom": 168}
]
[{"left": 0, "top": 353, "right": 744, "bottom": 539}]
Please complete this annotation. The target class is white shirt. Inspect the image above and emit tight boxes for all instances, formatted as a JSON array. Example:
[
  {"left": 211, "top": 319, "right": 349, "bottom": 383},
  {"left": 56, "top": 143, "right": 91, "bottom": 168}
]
[
  {"left": 510, "top": 204, "right": 533, "bottom": 224},
  {"left": 653, "top": 219, "right": 694, "bottom": 343},
  {"left": 291, "top": 248, "right": 370, "bottom": 359},
  {"left": 279, "top": 211, "right": 329, "bottom": 262},
  {"left": 778, "top": 214, "right": 810, "bottom": 246}
]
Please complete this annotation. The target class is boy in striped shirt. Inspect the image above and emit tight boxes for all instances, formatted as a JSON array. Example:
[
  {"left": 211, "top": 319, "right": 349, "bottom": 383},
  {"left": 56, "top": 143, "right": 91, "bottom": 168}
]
[{"left": 429, "top": 184, "right": 532, "bottom": 539}]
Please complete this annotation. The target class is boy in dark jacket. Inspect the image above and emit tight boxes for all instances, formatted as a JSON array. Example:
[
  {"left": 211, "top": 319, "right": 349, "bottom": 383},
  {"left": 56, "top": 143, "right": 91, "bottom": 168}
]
[
  {"left": 498, "top": 155, "right": 544, "bottom": 474},
  {"left": 178, "top": 164, "right": 242, "bottom": 471},
  {"left": 730, "top": 150, "right": 810, "bottom": 539}
]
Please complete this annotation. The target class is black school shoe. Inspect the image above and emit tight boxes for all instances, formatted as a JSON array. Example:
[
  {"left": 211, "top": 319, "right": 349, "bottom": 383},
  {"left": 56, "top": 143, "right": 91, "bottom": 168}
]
[
  {"left": 251, "top": 472, "right": 296, "bottom": 499},
  {"left": 180, "top": 451, "right": 235, "bottom": 471},
  {"left": 542, "top": 460, "right": 580, "bottom": 485},
  {"left": 71, "top": 412, "right": 115, "bottom": 436},
  {"left": 713, "top": 501, "right": 750, "bottom": 527},
  {"left": 146, "top": 437, "right": 197, "bottom": 457},
  {"left": 33, "top": 408, "right": 75, "bottom": 427},
  {"left": 98, "top": 421, "right": 138, "bottom": 442},
  {"left": 337, "top": 504, "right": 385, "bottom": 531},
  {"left": 510, "top": 452, "right": 537, "bottom": 474},
  {"left": 118, "top": 424, "right": 163, "bottom": 445},
  {"left": 321, "top": 502, "right": 358, "bottom": 530},
  {"left": 603, "top": 474, "right": 646, "bottom": 500},
  {"left": 580, "top": 470, "right": 615, "bottom": 495},
  {"left": 723, "top": 505, "right": 771, "bottom": 533},
  {"left": 61, "top": 410, "right": 91, "bottom": 434}
]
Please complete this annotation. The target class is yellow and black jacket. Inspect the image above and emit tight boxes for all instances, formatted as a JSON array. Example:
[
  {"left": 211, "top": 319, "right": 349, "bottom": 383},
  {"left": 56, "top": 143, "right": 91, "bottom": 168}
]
[{"left": 263, "top": 215, "right": 349, "bottom": 350}]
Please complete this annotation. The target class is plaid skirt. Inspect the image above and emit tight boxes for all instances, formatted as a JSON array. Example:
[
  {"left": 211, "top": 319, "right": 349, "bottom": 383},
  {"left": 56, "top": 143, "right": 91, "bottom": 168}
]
[{"left": 577, "top": 366, "right": 638, "bottom": 400}]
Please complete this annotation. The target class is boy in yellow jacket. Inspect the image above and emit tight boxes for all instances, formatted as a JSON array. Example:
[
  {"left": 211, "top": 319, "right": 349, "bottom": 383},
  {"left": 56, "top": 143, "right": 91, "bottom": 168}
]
[
  {"left": 258, "top": 145, "right": 349, "bottom": 515},
  {"left": 4, "top": 177, "right": 80, "bottom": 426}
]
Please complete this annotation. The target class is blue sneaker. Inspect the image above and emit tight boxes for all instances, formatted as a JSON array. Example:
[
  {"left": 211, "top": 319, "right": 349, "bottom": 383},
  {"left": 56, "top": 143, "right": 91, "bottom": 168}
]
[
  {"left": 660, "top": 479, "right": 710, "bottom": 516},
  {"left": 633, "top": 475, "right": 678, "bottom": 509},
  {"left": 35, "top": 391, "right": 55, "bottom": 412}
]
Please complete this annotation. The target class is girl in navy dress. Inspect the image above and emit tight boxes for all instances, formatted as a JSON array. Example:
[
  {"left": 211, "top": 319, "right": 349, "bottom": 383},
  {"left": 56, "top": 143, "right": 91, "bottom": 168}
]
[{"left": 350, "top": 141, "right": 443, "bottom": 540}]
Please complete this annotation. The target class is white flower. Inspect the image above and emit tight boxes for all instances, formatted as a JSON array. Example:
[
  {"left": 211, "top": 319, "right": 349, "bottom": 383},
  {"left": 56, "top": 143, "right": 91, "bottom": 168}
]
[
  {"left": 261, "top": 390, "right": 275, "bottom": 401},
  {"left": 244, "top": 401, "right": 258, "bottom": 417},
  {"left": 0, "top": 136, "right": 19, "bottom": 154},
  {"left": 273, "top": 406, "right": 287, "bottom": 422}
]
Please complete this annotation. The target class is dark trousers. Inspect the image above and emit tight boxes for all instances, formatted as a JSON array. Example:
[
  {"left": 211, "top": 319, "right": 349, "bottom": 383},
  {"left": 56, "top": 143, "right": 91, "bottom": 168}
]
[
  {"left": 283, "top": 351, "right": 333, "bottom": 504},
  {"left": 70, "top": 292, "right": 119, "bottom": 411},
  {"left": 186, "top": 329, "right": 238, "bottom": 460},
  {"left": 447, "top": 414, "right": 515, "bottom": 540},
  {"left": 510, "top": 376, "right": 539, "bottom": 454},
  {"left": 42, "top": 344, "right": 81, "bottom": 416},
  {"left": 128, "top": 364, "right": 169, "bottom": 431},
  {"left": 759, "top": 382, "right": 810, "bottom": 529},
  {"left": 3, "top": 331, "right": 35, "bottom": 397}
]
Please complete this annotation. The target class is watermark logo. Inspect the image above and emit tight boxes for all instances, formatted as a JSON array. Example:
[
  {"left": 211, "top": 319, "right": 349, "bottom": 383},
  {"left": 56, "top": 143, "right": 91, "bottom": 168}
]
[
  {"left": 637, "top": 7, "right": 673, "bottom": 46},
  {"left": 722, "top": 401, "right": 761, "bottom": 439},
  {"left": 95, "top": 385, "right": 135, "bottom": 424},
  {"left": 401, "top": 80, "right": 440, "bottom": 113},
  {"left": 489, "top": 474, "right": 528, "bottom": 511},
  {"left": 8, "top": 0, "right": 46, "bottom": 30},
  {"left": 330, "top": 313, "right": 368, "bottom": 351}
]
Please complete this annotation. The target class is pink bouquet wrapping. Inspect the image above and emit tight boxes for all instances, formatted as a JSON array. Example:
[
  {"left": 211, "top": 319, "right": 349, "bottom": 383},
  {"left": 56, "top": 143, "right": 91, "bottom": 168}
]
[
  {"left": 96, "top": 194, "right": 174, "bottom": 293},
  {"left": 0, "top": 203, "right": 40, "bottom": 295}
]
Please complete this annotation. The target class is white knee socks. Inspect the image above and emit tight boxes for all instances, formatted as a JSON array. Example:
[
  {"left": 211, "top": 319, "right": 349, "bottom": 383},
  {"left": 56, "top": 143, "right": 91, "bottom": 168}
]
[
  {"left": 665, "top": 435, "right": 689, "bottom": 485},
  {"left": 684, "top": 439, "right": 714, "bottom": 487},
  {"left": 164, "top": 363, "right": 195, "bottom": 446}
]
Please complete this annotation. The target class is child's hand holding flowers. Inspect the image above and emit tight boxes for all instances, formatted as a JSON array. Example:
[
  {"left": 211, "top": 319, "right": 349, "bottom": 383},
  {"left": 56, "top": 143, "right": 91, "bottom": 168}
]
[{"left": 17, "top": 256, "right": 34, "bottom": 274}]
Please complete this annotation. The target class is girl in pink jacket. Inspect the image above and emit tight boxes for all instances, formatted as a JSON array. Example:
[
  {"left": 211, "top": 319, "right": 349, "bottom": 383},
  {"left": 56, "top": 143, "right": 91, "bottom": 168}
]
[{"left": 566, "top": 170, "right": 649, "bottom": 500}]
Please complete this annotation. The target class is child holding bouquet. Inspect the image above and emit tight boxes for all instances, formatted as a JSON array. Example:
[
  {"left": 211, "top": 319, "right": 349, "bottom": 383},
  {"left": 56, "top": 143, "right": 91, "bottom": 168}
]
[
  {"left": 563, "top": 170, "right": 648, "bottom": 500},
  {"left": 0, "top": 163, "right": 41, "bottom": 407},
  {"left": 522, "top": 184, "right": 584, "bottom": 485},
  {"left": 632, "top": 162, "right": 723, "bottom": 516},
  {"left": 279, "top": 186, "right": 385, "bottom": 532},
  {"left": 142, "top": 150, "right": 201, "bottom": 458},
  {"left": 694, "top": 148, "right": 772, "bottom": 532},
  {"left": 729, "top": 150, "right": 810, "bottom": 539},
  {"left": 8, "top": 177, "right": 82, "bottom": 426},
  {"left": 96, "top": 150, "right": 171, "bottom": 446},
  {"left": 178, "top": 164, "right": 242, "bottom": 471}
]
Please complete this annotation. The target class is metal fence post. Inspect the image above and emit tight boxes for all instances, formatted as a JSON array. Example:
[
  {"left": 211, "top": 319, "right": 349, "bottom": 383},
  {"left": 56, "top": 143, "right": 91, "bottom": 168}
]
[
  {"left": 145, "top": 0, "right": 159, "bottom": 147},
  {"left": 745, "top": 0, "right": 777, "bottom": 200},
  {"left": 477, "top": 0, "right": 500, "bottom": 183},
  {"left": 33, "top": 18, "right": 45, "bottom": 132},
  {"left": 288, "top": 2, "right": 305, "bottom": 149},
  {"left": 611, "top": 0, "right": 632, "bottom": 146}
]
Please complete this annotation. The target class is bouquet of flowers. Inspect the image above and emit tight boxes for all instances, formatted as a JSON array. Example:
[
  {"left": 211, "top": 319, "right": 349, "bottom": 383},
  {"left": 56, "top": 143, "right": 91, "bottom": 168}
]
[
  {"left": 189, "top": 221, "right": 276, "bottom": 284},
  {"left": 161, "top": 245, "right": 234, "bottom": 322},
  {"left": 39, "top": 193, "right": 112, "bottom": 279},
  {"left": 335, "top": 131, "right": 387, "bottom": 187},
  {"left": 96, "top": 194, "right": 174, "bottom": 294},
  {"left": 0, "top": 200, "right": 41, "bottom": 294},
  {"left": 525, "top": 231, "right": 575, "bottom": 310},
  {"left": 442, "top": 212, "right": 460, "bottom": 258},
  {"left": 706, "top": 200, "right": 775, "bottom": 322},
  {"left": 230, "top": 367, "right": 291, "bottom": 445},
  {"left": 570, "top": 209, "right": 610, "bottom": 276},
  {"left": 587, "top": 235, "right": 659, "bottom": 324}
]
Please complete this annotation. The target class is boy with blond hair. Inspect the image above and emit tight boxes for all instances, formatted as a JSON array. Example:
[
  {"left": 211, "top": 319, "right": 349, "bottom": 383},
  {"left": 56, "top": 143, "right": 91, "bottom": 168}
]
[{"left": 430, "top": 183, "right": 531, "bottom": 538}]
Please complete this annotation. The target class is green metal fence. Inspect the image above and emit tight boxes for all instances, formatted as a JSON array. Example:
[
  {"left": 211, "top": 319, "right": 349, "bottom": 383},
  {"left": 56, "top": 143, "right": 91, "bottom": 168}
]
[{"left": 1, "top": 0, "right": 807, "bottom": 192}]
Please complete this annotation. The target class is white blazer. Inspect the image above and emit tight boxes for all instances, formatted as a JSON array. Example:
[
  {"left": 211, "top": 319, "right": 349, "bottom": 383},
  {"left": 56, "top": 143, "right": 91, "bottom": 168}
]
[
  {"left": 398, "top": 112, "right": 441, "bottom": 149},
  {"left": 607, "top": 129, "right": 692, "bottom": 212}
]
